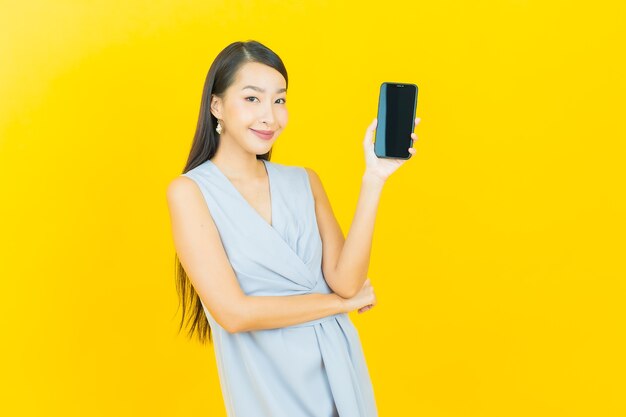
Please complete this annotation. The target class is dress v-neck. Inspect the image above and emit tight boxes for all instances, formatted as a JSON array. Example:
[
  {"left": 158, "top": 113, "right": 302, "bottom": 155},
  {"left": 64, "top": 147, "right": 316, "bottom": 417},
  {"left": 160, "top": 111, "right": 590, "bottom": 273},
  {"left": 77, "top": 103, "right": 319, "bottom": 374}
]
[{"left": 207, "top": 159, "right": 275, "bottom": 230}]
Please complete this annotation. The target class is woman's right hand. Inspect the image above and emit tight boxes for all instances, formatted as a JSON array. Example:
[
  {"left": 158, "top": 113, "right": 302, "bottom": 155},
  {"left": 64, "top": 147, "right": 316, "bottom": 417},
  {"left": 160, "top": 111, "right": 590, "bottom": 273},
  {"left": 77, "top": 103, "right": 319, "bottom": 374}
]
[{"left": 340, "top": 278, "right": 377, "bottom": 314}]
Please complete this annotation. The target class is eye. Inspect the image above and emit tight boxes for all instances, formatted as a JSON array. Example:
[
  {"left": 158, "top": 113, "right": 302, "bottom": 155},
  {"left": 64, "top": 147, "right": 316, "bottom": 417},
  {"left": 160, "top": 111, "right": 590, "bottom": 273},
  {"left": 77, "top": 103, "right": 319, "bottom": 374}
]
[{"left": 245, "top": 96, "right": 286, "bottom": 104}]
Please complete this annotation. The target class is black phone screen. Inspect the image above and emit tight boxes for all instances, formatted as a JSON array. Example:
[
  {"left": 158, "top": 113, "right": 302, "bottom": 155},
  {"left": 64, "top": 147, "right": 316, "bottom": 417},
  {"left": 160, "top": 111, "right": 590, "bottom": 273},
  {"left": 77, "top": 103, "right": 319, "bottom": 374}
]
[{"left": 374, "top": 82, "right": 418, "bottom": 159}]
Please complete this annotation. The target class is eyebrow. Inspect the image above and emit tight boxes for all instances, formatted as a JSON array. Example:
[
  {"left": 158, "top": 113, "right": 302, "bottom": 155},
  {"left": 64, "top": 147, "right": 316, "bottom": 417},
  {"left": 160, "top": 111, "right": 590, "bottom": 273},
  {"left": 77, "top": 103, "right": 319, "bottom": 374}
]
[{"left": 241, "top": 85, "right": 287, "bottom": 94}]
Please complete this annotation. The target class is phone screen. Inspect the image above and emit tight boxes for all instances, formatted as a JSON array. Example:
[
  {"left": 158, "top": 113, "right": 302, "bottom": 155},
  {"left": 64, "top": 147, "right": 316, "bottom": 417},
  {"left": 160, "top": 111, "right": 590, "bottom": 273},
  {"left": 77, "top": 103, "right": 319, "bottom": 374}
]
[{"left": 374, "top": 82, "right": 418, "bottom": 159}]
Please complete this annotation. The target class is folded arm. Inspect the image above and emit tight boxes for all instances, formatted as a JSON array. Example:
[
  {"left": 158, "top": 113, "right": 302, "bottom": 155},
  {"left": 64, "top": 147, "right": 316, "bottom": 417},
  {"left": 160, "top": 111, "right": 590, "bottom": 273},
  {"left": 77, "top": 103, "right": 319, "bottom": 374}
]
[{"left": 167, "top": 176, "right": 346, "bottom": 334}]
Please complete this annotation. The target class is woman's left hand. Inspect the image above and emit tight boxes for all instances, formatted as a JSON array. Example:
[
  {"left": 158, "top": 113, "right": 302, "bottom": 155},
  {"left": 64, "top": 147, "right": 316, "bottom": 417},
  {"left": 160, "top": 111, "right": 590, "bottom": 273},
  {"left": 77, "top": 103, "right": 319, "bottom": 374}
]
[{"left": 363, "top": 117, "right": 421, "bottom": 183}]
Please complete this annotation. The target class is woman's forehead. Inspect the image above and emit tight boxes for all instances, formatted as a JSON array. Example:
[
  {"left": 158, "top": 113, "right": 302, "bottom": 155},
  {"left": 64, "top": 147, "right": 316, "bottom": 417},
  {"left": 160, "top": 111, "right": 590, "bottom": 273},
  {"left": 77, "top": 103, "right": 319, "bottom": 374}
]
[{"left": 234, "top": 63, "right": 286, "bottom": 91}]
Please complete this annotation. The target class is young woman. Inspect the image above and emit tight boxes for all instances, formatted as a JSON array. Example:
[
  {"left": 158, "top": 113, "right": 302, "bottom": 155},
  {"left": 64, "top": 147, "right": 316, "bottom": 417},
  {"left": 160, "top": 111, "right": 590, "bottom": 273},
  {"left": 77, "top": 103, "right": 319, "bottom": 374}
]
[{"left": 167, "top": 40, "right": 420, "bottom": 417}]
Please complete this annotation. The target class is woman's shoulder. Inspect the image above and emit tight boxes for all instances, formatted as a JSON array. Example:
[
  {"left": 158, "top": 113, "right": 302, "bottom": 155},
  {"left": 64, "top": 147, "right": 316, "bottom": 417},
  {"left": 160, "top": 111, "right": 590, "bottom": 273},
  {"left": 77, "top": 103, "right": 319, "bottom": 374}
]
[
  {"left": 266, "top": 160, "right": 322, "bottom": 204},
  {"left": 270, "top": 160, "right": 314, "bottom": 179}
]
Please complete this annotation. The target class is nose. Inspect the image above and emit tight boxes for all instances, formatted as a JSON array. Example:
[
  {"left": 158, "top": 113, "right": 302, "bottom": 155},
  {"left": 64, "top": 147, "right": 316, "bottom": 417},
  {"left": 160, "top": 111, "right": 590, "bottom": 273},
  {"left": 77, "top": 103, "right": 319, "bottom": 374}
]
[{"left": 260, "top": 103, "right": 276, "bottom": 127}]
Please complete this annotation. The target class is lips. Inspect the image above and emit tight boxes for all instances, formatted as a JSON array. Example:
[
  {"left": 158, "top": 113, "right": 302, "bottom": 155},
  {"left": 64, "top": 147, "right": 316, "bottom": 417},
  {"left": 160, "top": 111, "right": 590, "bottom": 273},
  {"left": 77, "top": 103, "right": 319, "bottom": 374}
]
[
  {"left": 250, "top": 128, "right": 275, "bottom": 140},
  {"left": 251, "top": 128, "right": 274, "bottom": 134}
]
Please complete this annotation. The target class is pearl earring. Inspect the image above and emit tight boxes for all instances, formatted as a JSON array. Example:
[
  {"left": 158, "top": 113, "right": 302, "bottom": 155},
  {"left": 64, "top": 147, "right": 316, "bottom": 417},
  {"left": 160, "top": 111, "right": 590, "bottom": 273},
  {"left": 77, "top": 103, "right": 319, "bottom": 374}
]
[{"left": 216, "top": 119, "right": 223, "bottom": 134}]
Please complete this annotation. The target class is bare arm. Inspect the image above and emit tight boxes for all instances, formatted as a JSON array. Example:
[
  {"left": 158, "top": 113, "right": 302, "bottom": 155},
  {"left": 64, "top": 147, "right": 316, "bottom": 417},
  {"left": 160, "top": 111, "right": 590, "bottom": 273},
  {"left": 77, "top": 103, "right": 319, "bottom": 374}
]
[
  {"left": 236, "top": 292, "right": 344, "bottom": 332},
  {"left": 305, "top": 117, "right": 419, "bottom": 298},
  {"left": 305, "top": 168, "right": 384, "bottom": 298},
  {"left": 166, "top": 175, "right": 347, "bottom": 334},
  {"left": 334, "top": 173, "right": 384, "bottom": 297}
]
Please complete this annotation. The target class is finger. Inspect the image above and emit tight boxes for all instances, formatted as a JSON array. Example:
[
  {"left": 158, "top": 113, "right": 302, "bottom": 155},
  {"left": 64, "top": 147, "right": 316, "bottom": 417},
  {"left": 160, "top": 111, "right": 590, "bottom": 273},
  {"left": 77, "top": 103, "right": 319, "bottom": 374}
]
[
  {"left": 359, "top": 305, "right": 373, "bottom": 313},
  {"left": 415, "top": 117, "right": 421, "bottom": 125},
  {"left": 363, "top": 118, "right": 377, "bottom": 146}
]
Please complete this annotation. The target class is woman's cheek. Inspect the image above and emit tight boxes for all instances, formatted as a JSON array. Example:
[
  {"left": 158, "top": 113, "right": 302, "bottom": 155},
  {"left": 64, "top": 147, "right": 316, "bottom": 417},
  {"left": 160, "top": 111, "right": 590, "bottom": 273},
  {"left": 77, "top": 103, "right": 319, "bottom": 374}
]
[{"left": 277, "top": 107, "right": 288, "bottom": 123}]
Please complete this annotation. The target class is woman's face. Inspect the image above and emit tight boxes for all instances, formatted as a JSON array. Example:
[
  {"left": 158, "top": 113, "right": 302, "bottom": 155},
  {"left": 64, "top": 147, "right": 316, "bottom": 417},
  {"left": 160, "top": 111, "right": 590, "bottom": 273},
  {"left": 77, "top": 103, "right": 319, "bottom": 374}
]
[{"left": 211, "top": 62, "right": 288, "bottom": 155}]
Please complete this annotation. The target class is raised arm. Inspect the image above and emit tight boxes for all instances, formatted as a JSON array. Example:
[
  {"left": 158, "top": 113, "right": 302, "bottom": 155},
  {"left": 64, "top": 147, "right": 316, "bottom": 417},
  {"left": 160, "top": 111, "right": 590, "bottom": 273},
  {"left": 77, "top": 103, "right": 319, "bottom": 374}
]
[
  {"left": 305, "top": 168, "right": 383, "bottom": 299},
  {"left": 306, "top": 117, "right": 421, "bottom": 298},
  {"left": 166, "top": 175, "right": 351, "bottom": 334}
]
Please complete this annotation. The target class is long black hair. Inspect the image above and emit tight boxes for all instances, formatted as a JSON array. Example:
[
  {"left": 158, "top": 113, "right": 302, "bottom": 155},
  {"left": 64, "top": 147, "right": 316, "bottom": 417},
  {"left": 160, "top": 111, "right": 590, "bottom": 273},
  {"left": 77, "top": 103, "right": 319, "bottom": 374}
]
[{"left": 175, "top": 40, "right": 288, "bottom": 344}]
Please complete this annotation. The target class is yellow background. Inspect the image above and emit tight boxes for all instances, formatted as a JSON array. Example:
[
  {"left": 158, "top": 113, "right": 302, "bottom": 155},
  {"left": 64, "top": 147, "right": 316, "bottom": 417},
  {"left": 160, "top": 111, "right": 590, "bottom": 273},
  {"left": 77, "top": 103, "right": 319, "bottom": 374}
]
[{"left": 1, "top": 0, "right": 624, "bottom": 415}]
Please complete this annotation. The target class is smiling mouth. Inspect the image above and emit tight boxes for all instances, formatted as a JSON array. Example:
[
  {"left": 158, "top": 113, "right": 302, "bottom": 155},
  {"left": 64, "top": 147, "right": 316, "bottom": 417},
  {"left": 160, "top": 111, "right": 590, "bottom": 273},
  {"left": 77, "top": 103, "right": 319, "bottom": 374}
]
[{"left": 250, "top": 128, "right": 275, "bottom": 140}]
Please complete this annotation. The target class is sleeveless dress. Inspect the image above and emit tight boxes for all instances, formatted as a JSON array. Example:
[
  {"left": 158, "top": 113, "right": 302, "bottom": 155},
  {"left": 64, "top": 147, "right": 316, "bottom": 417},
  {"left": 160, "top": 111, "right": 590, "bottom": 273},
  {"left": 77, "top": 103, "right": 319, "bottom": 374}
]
[{"left": 182, "top": 159, "right": 378, "bottom": 417}]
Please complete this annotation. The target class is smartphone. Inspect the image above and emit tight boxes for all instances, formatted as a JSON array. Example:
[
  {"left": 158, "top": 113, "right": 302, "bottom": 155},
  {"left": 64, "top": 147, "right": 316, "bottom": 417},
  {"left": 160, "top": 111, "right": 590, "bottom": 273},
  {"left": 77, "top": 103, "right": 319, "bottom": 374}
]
[{"left": 374, "top": 82, "right": 418, "bottom": 159}]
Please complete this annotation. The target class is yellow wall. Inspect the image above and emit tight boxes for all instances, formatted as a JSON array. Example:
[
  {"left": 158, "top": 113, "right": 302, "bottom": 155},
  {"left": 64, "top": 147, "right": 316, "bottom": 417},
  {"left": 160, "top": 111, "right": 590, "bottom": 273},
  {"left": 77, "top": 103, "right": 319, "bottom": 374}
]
[{"left": 1, "top": 1, "right": 624, "bottom": 415}]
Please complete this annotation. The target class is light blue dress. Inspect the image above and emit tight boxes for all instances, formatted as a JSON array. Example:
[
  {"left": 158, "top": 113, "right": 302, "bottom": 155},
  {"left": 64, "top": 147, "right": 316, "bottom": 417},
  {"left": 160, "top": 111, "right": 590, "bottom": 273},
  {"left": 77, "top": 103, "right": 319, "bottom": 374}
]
[{"left": 182, "top": 159, "right": 378, "bottom": 417}]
